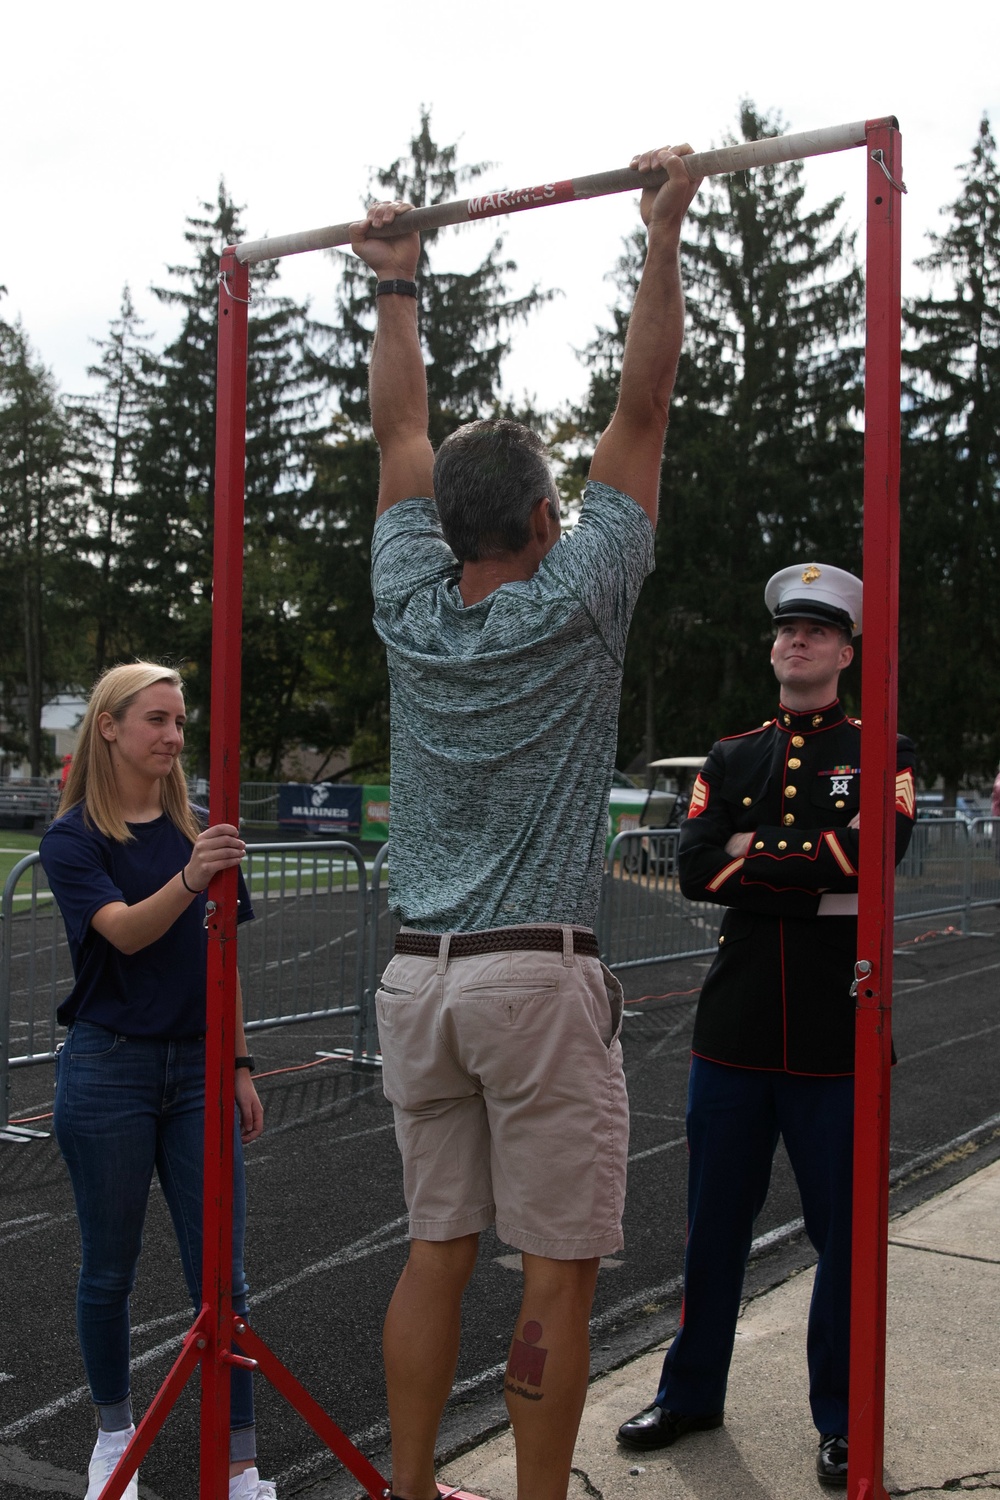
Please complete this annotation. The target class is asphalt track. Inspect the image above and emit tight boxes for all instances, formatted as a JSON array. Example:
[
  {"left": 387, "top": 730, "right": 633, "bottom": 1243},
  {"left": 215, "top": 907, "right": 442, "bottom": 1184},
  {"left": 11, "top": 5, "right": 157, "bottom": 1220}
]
[{"left": 1, "top": 900, "right": 998, "bottom": 1499}]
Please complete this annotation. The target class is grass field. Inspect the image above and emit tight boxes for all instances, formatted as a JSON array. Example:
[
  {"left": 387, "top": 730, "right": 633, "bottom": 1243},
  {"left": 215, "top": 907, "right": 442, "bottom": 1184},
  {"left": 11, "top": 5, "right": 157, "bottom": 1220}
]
[
  {"left": 0, "top": 830, "right": 41, "bottom": 889},
  {"left": 0, "top": 833, "right": 383, "bottom": 907}
]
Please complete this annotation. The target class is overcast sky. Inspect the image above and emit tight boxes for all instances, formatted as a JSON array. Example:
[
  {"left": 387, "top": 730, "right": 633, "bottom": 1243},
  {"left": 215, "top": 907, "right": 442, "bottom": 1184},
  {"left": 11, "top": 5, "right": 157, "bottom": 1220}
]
[{"left": 4, "top": 0, "right": 998, "bottom": 417}]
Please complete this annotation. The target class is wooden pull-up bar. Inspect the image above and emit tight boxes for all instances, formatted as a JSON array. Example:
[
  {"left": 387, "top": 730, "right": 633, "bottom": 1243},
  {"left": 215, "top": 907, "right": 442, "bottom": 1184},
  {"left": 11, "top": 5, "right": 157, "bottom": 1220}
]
[{"left": 234, "top": 116, "right": 894, "bottom": 265}]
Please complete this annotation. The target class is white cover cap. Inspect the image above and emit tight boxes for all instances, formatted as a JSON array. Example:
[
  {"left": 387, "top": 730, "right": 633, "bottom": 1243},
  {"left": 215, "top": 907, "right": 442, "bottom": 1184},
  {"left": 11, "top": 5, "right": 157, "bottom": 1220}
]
[{"left": 765, "top": 562, "right": 863, "bottom": 636}]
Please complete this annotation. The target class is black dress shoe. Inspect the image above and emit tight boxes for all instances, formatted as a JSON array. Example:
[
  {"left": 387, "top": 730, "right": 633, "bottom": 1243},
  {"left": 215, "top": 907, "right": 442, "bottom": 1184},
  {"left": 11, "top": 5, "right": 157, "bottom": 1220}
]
[
  {"left": 616, "top": 1403, "right": 724, "bottom": 1450},
  {"left": 816, "top": 1433, "right": 848, "bottom": 1487}
]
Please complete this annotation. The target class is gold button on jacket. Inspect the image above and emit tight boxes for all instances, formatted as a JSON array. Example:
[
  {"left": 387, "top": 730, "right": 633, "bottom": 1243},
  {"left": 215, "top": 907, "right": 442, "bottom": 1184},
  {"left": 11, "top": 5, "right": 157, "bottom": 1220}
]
[{"left": 676, "top": 698, "right": 915, "bottom": 1075}]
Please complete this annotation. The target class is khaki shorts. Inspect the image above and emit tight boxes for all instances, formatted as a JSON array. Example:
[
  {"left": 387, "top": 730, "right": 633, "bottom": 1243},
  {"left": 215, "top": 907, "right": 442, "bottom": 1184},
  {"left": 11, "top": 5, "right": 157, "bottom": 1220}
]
[{"left": 375, "top": 927, "right": 628, "bottom": 1259}]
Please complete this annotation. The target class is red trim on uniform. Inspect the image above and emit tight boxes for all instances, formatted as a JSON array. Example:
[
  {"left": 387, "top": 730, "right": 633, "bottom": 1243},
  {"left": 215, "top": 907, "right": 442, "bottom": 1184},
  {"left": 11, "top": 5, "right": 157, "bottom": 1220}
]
[
  {"left": 779, "top": 916, "right": 789, "bottom": 1071},
  {"left": 690, "top": 1048, "right": 855, "bottom": 1078},
  {"left": 775, "top": 698, "right": 848, "bottom": 733},
  {"left": 895, "top": 767, "right": 915, "bottom": 819},
  {"left": 746, "top": 844, "right": 821, "bottom": 864},
  {"left": 824, "top": 830, "right": 858, "bottom": 876},
  {"left": 719, "top": 723, "right": 775, "bottom": 743},
  {"left": 739, "top": 875, "right": 824, "bottom": 893},
  {"left": 688, "top": 774, "right": 710, "bottom": 818},
  {"left": 706, "top": 856, "right": 744, "bottom": 892}
]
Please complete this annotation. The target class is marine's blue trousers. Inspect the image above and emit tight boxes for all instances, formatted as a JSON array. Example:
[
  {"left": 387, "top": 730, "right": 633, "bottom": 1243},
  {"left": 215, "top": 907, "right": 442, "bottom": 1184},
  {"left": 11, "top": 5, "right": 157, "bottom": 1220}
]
[{"left": 656, "top": 1056, "right": 854, "bottom": 1435}]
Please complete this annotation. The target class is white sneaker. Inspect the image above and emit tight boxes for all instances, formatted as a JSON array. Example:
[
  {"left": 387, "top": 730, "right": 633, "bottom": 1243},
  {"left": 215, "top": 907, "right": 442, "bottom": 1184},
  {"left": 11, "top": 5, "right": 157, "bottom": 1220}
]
[
  {"left": 229, "top": 1467, "right": 277, "bottom": 1499},
  {"left": 85, "top": 1425, "right": 138, "bottom": 1500}
]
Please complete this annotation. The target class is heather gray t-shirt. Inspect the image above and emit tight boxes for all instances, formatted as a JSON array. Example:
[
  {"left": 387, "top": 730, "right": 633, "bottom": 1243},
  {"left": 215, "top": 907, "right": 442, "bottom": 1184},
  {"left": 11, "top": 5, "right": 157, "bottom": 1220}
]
[{"left": 371, "top": 480, "right": 654, "bottom": 932}]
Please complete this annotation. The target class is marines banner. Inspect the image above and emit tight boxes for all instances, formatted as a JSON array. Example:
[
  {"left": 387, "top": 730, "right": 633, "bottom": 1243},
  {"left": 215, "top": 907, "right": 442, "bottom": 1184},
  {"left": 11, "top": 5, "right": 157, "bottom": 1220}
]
[{"left": 278, "top": 783, "right": 363, "bottom": 833}]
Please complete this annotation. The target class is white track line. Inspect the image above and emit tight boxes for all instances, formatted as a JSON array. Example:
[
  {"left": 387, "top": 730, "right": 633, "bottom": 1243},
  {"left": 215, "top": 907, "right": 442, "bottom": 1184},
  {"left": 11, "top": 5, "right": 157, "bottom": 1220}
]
[{"left": 0, "top": 1215, "right": 409, "bottom": 1440}]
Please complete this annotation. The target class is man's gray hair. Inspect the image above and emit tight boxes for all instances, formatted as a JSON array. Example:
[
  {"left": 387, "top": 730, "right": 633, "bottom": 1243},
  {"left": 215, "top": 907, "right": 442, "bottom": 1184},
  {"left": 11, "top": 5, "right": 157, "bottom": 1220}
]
[{"left": 433, "top": 419, "right": 559, "bottom": 563}]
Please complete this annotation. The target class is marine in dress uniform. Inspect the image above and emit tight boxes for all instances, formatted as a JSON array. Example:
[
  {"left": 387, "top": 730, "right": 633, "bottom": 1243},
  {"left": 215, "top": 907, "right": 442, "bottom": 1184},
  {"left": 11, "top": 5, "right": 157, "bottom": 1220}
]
[{"left": 617, "top": 563, "right": 915, "bottom": 1487}]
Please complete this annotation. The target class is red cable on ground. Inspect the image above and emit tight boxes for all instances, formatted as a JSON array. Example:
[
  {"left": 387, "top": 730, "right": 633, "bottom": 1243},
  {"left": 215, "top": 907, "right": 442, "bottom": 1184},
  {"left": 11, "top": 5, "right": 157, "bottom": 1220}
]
[
  {"left": 624, "top": 985, "right": 702, "bottom": 1007},
  {"left": 896, "top": 926, "right": 960, "bottom": 945},
  {"left": 254, "top": 1055, "right": 341, "bottom": 1080}
]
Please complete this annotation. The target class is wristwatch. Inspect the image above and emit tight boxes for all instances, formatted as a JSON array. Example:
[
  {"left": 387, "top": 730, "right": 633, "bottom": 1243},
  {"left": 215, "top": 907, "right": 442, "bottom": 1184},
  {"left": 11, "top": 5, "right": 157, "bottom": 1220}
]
[{"left": 235, "top": 1055, "right": 256, "bottom": 1072}]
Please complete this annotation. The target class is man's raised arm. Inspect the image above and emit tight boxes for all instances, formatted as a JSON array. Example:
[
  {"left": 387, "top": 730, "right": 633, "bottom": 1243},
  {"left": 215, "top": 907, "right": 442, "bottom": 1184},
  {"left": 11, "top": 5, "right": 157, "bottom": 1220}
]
[
  {"left": 590, "top": 145, "right": 701, "bottom": 527},
  {"left": 350, "top": 202, "right": 435, "bottom": 515}
]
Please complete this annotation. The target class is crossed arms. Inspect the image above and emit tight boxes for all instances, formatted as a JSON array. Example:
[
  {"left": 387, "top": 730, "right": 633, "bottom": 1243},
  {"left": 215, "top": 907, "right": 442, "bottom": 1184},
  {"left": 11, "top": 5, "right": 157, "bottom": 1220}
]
[{"left": 679, "top": 739, "right": 917, "bottom": 920}]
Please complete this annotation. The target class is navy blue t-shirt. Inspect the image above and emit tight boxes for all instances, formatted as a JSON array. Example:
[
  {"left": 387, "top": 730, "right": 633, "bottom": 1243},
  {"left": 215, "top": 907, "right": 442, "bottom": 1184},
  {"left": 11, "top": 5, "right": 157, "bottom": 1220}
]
[{"left": 40, "top": 803, "right": 254, "bottom": 1037}]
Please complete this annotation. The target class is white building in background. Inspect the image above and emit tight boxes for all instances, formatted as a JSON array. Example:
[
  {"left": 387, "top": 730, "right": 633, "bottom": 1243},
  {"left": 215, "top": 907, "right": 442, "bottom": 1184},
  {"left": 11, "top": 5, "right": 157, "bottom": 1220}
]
[{"left": 1, "top": 694, "right": 87, "bottom": 780}]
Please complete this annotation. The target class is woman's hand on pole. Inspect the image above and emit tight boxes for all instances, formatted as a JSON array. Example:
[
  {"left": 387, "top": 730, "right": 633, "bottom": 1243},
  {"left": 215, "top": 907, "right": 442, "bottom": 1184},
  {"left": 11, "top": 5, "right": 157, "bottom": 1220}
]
[{"left": 184, "top": 823, "right": 246, "bottom": 895}]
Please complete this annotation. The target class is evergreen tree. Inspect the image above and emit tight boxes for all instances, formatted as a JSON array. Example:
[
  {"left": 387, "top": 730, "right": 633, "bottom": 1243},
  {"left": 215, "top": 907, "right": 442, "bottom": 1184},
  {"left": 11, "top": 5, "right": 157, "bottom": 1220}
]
[
  {"left": 329, "top": 108, "right": 550, "bottom": 444},
  {"left": 574, "top": 102, "right": 864, "bottom": 771},
  {"left": 900, "top": 114, "right": 1000, "bottom": 793},
  {"left": 0, "top": 317, "right": 89, "bottom": 772},
  {"left": 282, "top": 426, "right": 389, "bottom": 781},
  {"left": 70, "top": 285, "right": 151, "bottom": 675},
  {"left": 128, "top": 183, "right": 331, "bottom": 772}
]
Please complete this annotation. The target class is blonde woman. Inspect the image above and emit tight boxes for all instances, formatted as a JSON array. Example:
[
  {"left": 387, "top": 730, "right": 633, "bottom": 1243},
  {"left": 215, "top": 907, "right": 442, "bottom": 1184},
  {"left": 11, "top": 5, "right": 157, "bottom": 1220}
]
[{"left": 40, "top": 664, "right": 275, "bottom": 1500}]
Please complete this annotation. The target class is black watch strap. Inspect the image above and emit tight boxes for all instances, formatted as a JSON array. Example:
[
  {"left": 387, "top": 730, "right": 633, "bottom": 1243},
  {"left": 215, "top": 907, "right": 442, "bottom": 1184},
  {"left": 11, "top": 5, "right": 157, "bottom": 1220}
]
[
  {"left": 235, "top": 1055, "right": 255, "bottom": 1072},
  {"left": 375, "top": 279, "right": 418, "bottom": 299}
]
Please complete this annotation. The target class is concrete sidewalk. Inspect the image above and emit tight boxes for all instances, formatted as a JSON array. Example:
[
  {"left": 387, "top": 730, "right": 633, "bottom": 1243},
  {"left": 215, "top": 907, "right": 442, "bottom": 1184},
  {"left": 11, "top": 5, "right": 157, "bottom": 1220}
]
[{"left": 438, "top": 1158, "right": 1000, "bottom": 1499}]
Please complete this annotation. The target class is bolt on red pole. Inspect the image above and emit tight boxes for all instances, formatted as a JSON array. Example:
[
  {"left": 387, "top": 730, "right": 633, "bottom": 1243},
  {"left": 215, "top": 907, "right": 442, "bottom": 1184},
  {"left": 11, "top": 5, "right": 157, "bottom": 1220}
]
[
  {"left": 849, "top": 118, "right": 904, "bottom": 1500},
  {"left": 201, "top": 248, "right": 251, "bottom": 1499}
]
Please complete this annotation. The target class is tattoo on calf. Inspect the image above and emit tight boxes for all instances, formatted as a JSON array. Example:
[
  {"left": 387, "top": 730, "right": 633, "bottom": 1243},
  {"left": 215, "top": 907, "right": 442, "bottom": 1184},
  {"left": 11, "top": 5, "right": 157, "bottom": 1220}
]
[{"left": 504, "top": 1319, "right": 547, "bottom": 1402}]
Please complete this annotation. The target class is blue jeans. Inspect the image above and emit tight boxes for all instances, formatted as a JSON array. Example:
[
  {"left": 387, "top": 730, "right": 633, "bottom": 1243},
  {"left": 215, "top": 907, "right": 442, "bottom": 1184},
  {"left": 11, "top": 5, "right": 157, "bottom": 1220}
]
[
  {"left": 54, "top": 1022, "right": 255, "bottom": 1446},
  {"left": 657, "top": 1057, "right": 854, "bottom": 1434}
]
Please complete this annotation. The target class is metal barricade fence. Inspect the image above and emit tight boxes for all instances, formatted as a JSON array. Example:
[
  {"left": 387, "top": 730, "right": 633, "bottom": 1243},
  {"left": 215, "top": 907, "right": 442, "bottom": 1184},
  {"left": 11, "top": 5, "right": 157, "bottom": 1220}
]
[
  {"left": 894, "top": 817, "right": 1000, "bottom": 931},
  {"left": 598, "top": 819, "right": 1000, "bottom": 970},
  {"left": 597, "top": 830, "right": 723, "bottom": 971},
  {"left": 0, "top": 854, "right": 67, "bottom": 1132},
  {"left": 0, "top": 779, "right": 61, "bottom": 828},
  {"left": 4, "top": 819, "right": 998, "bottom": 1128},
  {"left": 895, "top": 817, "right": 969, "bottom": 925},
  {"left": 968, "top": 815, "right": 1000, "bottom": 913},
  {"left": 184, "top": 780, "right": 283, "bottom": 828},
  {"left": 239, "top": 842, "right": 370, "bottom": 1049},
  {"left": 362, "top": 843, "right": 399, "bottom": 1062},
  {"left": 238, "top": 783, "right": 282, "bottom": 828},
  {"left": 0, "top": 842, "right": 385, "bottom": 1131}
]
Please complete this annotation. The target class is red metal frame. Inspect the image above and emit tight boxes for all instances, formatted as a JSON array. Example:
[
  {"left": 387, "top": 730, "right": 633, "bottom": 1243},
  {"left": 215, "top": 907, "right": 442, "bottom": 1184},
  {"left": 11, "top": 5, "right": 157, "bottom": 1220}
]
[
  {"left": 849, "top": 119, "right": 904, "bottom": 1500},
  {"left": 91, "top": 251, "right": 389, "bottom": 1500},
  {"left": 199, "top": 245, "right": 248, "bottom": 1499},
  {"left": 96, "top": 125, "right": 905, "bottom": 1497}
]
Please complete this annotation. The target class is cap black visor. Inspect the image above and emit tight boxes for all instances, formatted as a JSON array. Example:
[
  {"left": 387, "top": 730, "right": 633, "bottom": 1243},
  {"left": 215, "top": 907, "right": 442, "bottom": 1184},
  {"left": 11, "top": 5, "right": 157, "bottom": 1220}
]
[{"left": 772, "top": 600, "right": 855, "bottom": 632}]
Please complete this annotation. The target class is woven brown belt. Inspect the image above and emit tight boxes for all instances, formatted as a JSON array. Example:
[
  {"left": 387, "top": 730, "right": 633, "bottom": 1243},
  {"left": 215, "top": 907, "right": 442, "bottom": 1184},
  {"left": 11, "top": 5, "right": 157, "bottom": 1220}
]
[{"left": 394, "top": 926, "right": 600, "bottom": 960}]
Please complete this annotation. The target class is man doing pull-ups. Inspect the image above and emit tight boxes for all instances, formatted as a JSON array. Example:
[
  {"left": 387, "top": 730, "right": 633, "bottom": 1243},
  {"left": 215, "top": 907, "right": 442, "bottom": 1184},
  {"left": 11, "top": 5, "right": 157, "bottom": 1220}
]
[{"left": 350, "top": 143, "right": 701, "bottom": 1500}]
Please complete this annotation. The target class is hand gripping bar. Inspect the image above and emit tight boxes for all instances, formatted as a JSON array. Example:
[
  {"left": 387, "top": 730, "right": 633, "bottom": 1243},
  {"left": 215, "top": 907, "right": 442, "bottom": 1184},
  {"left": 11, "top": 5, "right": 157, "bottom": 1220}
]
[{"left": 233, "top": 117, "right": 894, "bottom": 266}]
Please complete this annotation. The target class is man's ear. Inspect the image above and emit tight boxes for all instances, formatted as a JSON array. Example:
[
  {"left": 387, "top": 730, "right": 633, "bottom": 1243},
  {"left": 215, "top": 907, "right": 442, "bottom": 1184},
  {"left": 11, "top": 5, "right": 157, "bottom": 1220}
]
[{"left": 531, "top": 494, "right": 553, "bottom": 541}]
